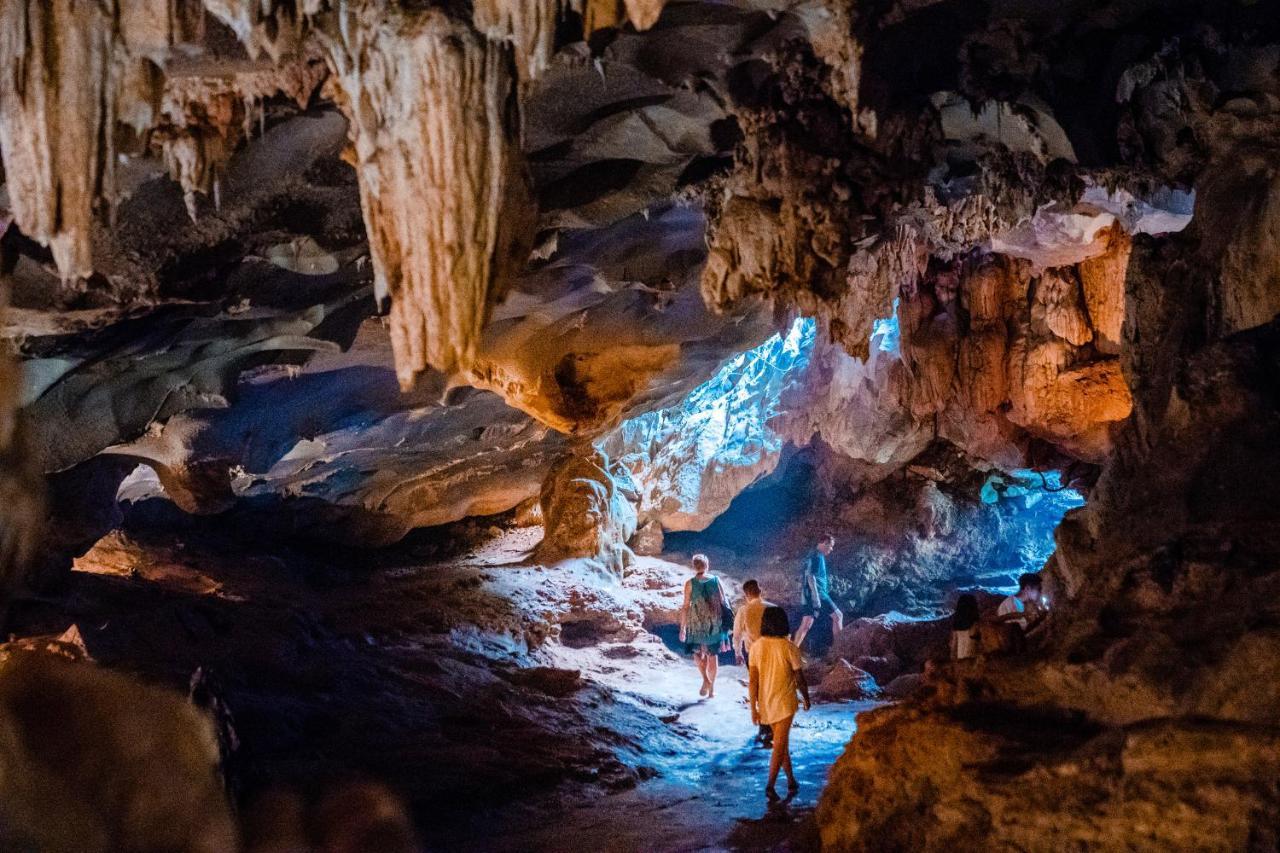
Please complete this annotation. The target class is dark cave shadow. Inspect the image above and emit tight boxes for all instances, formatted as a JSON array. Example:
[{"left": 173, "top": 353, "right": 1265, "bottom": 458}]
[
  {"left": 726, "top": 799, "right": 820, "bottom": 852},
  {"left": 6, "top": 549, "right": 626, "bottom": 836}
]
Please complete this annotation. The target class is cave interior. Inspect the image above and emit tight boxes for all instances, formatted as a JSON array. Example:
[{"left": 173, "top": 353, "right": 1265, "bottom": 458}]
[{"left": 0, "top": 0, "right": 1278, "bottom": 851}]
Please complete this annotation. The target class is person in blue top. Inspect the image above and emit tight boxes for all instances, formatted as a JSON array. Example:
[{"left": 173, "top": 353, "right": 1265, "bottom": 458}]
[{"left": 793, "top": 533, "right": 842, "bottom": 648}]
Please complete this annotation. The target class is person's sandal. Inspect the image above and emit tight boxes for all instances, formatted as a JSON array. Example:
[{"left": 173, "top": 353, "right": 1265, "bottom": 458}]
[{"left": 765, "top": 787, "right": 780, "bottom": 802}]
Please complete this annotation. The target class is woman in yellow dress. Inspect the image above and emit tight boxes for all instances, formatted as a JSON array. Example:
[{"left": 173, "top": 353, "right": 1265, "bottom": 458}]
[{"left": 748, "top": 606, "right": 811, "bottom": 799}]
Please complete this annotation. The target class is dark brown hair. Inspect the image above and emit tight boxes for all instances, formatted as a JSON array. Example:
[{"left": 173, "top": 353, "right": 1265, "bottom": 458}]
[{"left": 761, "top": 606, "right": 791, "bottom": 637}]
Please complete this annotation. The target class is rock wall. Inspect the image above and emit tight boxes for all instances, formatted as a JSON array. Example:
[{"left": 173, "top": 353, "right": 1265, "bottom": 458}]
[
  {"left": 603, "top": 318, "right": 813, "bottom": 532},
  {"left": 816, "top": 11, "right": 1280, "bottom": 847}
]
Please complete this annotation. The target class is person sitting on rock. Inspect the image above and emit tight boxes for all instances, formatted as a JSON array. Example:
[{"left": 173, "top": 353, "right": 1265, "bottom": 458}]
[
  {"left": 995, "top": 572, "right": 1046, "bottom": 652},
  {"left": 678, "top": 554, "right": 731, "bottom": 698},
  {"left": 950, "top": 593, "right": 981, "bottom": 661},
  {"left": 793, "top": 534, "right": 842, "bottom": 648},
  {"left": 733, "top": 579, "right": 774, "bottom": 746},
  {"left": 749, "top": 606, "right": 811, "bottom": 801}
]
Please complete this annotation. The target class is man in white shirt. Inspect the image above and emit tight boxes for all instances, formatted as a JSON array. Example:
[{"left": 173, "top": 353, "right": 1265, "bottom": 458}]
[
  {"left": 997, "top": 572, "right": 1045, "bottom": 650},
  {"left": 732, "top": 580, "right": 774, "bottom": 745},
  {"left": 733, "top": 580, "right": 769, "bottom": 662}
]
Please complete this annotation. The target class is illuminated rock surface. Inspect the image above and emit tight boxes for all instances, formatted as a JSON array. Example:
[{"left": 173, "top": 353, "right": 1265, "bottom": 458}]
[{"left": 0, "top": 0, "right": 1278, "bottom": 849}]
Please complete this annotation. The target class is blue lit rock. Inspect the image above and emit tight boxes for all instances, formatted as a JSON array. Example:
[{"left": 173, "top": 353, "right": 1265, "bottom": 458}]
[{"left": 603, "top": 318, "right": 815, "bottom": 531}]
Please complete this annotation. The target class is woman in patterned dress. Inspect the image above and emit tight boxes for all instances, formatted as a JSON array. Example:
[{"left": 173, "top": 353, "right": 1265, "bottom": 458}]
[{"left": 678, "top": 553, "right": 731, "bottom": 698}]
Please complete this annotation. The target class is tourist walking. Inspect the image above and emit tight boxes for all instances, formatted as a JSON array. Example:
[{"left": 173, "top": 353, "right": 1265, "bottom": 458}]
[
  {"left": 793, "top": 533, "right": 842, "bottom": 648},
  {"left": 678, "top": 554, "right": 730, "bottom": 698},
  {"left": 732, "top": 579, "right": 774, "bottom": 745},
  {"left": 749, "top": 606, "right": 811, "bottom": 800}
]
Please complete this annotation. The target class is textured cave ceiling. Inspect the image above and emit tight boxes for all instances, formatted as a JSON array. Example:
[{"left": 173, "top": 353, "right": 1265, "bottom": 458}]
[
  {"left": 0, "top": 0, "right": 1276, "bottom": 562},
  {"left": 1, "top": 3, "right": 1280, "bottom": 849}
]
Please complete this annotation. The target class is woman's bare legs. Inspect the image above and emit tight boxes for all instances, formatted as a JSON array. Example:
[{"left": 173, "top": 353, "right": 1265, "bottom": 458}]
[
  {"left": 705, "top": 653, "right": 719, "bottom": 697},
  {"left": 696, "top": 649, "right": 711, "bottom": 696},
  {"left": 766, "top": 715, "right": 796, "bottom": 796}
]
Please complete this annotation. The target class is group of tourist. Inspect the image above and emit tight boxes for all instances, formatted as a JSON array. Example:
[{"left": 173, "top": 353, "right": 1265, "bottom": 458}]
[
  {"left": 950, "top": 572, "right": 1048, "bottom": 659},
  {"left": 675, "top": 534, "right": 1053, "bottom": 799},
  {"left": 676, "top": 535, "right": 837, "bottom": 799}
]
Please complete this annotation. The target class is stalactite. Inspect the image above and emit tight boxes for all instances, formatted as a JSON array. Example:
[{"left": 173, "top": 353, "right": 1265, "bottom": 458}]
[
  {"left": 472, "top": 0, "right": 668, "bottom": 83},
  {"left": 580, "top": 0, "right": 667, "bottom": 34},
  {"left": 154, "top": 52, "right": 327, "bottom": 219},
  {"left": 471, "top": 0, "right": 566, "bottom": 84},
  {"left": 0, "top": 0, "right": 218, "bottom": 279},
  {"left": 319, "top": 3, "right": 534, "bottom": 386},
  {"left": 193, "top": 1, "right": 671, "bottom": 386},
  {"left": 200, "top": 0, "right": 318, "bottom": 62},
  {"left": 0, "top": 0, "right": 116, "bottom": 280}
]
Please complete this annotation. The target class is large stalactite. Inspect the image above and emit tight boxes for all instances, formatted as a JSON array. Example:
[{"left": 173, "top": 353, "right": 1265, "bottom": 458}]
[
  {"left": 0, "top": 0, "right": 119, "bottom": 280},
  {"left": 319, "top": 4, "right": 534, "bottom": 386}
]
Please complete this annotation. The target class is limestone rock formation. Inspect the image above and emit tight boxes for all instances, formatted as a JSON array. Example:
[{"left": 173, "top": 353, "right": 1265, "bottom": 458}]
[
  {"left": 820, "top": 701, "right": 1280, "bottom": 851},
  {"left": 604, "top": 318, "right": 811, "bottom": 531},
  {"left": 535, "top": 448, "right": 638, "bottom": 579},
  {"left": 320, "top": 3, "right": 534, "bottom": 386},
  {"left": 0, "top": 1, "right": 1278, "bottom": 844},
  {"left": 0, "top": 652, "right": 234, "bottom": 853},
  {"left": 815, "top": 8, "right": 1280, "bottom": 847}
]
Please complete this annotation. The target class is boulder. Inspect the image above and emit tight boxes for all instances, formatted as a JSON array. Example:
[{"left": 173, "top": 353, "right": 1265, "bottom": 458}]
[
  {"left": 882, "top": 672, "right": 925, "bottom": 699},
  {"left": 814, "top": 659, "right": 880, "bottom": 701},
  {"left": 0, "top": 653, "right": 235, "bottom": 853},
  {"left": 831, "top": 613, "right": 949, "bottom": 672},
  {"left": 629, "top": 520, "right": 665, "bottom": 557},
  {"left": 852, "top": 654, "right": 902, "bottom": 685}
]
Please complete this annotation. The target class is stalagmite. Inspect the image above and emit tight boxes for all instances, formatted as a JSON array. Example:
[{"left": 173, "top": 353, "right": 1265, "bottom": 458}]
[{"left": 1077, "top": 225, "right": 1130, "bottom": 354}]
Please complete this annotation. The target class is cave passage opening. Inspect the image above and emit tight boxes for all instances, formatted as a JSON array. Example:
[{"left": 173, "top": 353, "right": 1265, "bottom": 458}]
[{"left": 620, "top": 304, "right": 1089, "bottom": 664}]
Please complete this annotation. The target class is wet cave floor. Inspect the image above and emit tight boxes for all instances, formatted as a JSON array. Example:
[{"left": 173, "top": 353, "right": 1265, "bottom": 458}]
[
  {"left": 438, "top": 685, "right": 872, "bottom": 852},
  {"left": 6, "top": 527, "right": 869, "bottom": 852}
]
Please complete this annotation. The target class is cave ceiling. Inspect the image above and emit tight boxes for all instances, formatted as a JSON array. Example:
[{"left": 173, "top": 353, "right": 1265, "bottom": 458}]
[{"left": 1, "top": 0, "right": 1277, "bottom": 545}]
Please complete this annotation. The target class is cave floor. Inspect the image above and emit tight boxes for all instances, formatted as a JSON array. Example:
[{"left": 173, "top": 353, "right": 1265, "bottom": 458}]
[
  {"left": 440, "top": 687, "right": 873, "bottom": 852},
  {"left": 4, "top": 526, "right": 870, "bottom": 852}
]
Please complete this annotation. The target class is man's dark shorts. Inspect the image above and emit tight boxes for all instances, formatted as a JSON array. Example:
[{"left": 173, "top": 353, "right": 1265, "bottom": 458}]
[{"left": 804, "top": 592, "right": 841, "bottom": 619}]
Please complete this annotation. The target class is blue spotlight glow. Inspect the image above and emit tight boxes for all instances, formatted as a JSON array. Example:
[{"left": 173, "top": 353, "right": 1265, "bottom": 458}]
[
  {"left": 976, "top": 468, "right": 1085, "bottom": 589},
  {"left": 606, "top": 318, "right": 817, "bottom": 523},
  {"left": 671, "top": 316, "right": 816, "bottom": 425}
]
